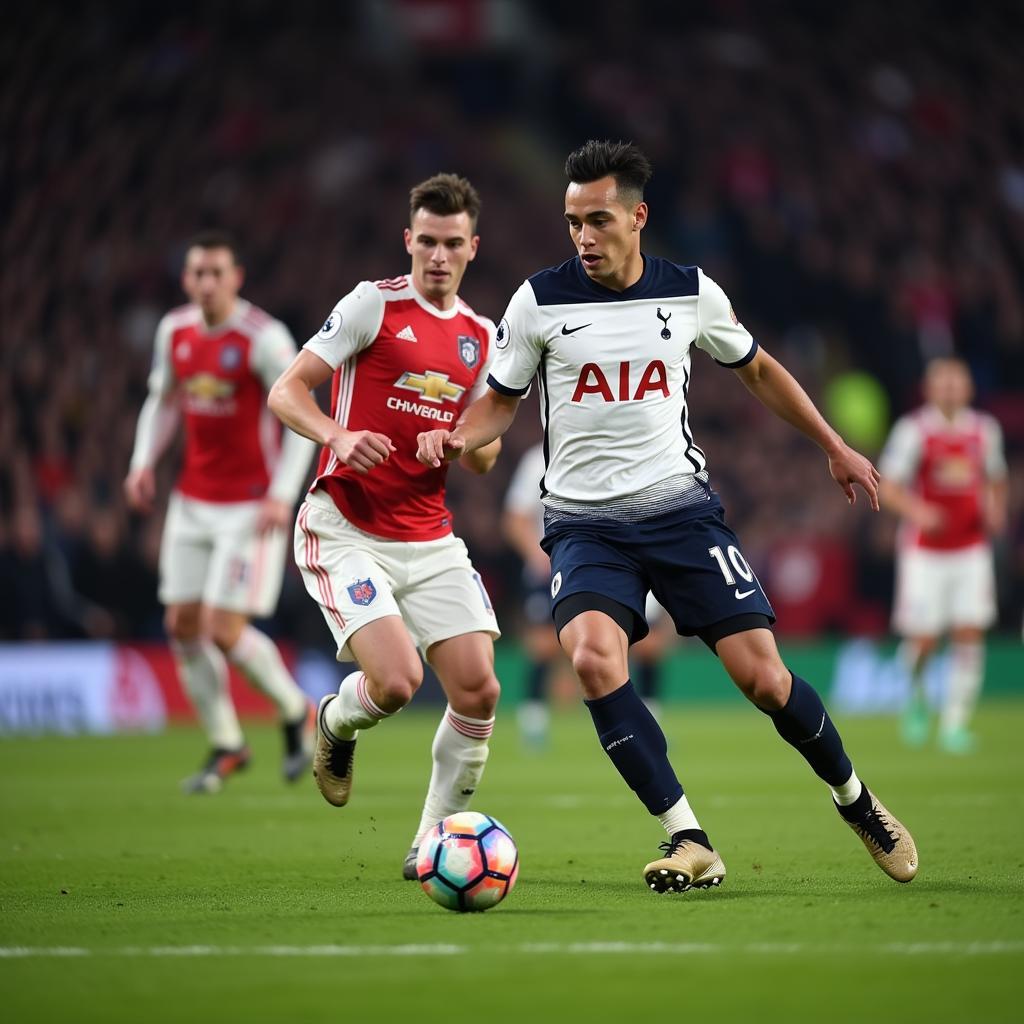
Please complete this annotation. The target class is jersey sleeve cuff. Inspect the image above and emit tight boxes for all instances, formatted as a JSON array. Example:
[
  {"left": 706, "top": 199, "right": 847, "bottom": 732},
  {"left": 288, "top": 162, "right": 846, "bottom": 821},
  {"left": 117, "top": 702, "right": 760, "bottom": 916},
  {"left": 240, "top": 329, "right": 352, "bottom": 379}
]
[
  {"left": 715, "top": 339, "right": 758, "bottom": 369},
  {"left": 487, "top": 374, "right": 530, "bottom": 397}
]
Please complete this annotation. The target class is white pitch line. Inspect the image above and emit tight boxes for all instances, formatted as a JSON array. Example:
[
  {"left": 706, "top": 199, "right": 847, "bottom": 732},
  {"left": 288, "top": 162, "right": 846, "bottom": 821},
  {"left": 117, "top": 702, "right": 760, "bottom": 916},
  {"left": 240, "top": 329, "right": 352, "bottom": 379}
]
[
  {"left": 236, "top": 792, "right": 1011, "bottom": 812},
  {"left": 1, "top": 941, "right": 1022, "bottom": 959}
]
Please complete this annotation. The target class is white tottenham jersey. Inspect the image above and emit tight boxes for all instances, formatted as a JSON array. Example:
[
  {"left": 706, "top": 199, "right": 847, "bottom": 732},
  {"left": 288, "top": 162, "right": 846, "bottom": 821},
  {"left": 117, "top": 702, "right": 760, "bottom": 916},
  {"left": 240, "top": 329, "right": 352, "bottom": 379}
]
[{"left": 488, "top": 256, "right": 756, "bottom": 515}]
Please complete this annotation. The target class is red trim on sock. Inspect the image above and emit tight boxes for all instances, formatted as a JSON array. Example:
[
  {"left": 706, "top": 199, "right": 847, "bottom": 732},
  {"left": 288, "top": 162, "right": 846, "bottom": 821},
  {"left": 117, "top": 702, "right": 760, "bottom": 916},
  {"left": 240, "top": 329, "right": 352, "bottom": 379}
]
[
  {"left": 445, "top": 709, "right": 493, "bottom": 739},
  {"left": 356, "top": 673, "right": 386, "bottom": 719}
]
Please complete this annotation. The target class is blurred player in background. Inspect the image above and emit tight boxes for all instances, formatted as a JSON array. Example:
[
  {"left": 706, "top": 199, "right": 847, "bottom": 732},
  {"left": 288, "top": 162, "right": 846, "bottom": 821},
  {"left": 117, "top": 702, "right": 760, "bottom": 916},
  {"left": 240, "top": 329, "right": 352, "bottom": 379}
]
[
  {"left": 502, "top": 441, "right": 565, "bottom": 746},
  {"left": 268, "top": 174, "right": 502, "bottom": 880},
  {"left": 419, "top": 140, "right": 918, "bottom": 893},
  {"left": 125, "top": 231, "right": 317, "bottom": 793},
  {"left": 503, "top": 440, "right": 673, "bottom": 746},
  {"left": 879, "top": 357, "right": 1007, "bottom": 753},
  {"left": 630, "top": 597, "right": 676, "bottom": 721}
]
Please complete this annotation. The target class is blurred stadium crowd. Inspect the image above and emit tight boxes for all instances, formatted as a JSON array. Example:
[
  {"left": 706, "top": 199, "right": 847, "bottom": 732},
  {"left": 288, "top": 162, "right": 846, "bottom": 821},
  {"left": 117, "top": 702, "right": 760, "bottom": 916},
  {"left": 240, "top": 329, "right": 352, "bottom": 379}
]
[{"left": 2, "top": 0, "right": 1022, "bottom": 644}]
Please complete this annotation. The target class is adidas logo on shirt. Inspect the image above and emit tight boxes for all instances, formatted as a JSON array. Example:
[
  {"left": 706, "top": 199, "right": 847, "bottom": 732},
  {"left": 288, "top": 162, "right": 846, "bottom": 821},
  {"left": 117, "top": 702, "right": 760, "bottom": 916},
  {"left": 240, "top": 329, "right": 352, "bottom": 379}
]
[{"left": 396, "top": 325, "right": 418, "bottom": 342}]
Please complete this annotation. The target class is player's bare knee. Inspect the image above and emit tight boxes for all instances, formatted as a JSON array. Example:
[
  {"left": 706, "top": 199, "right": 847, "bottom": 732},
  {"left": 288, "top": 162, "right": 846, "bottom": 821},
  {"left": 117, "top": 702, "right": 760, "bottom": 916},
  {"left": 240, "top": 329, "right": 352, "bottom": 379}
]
[
  {"left": 571, "top": 643, "right": 619, "bottom": 690},
  {"left": 165, "top": 606, "right": 200, "bottom": 643},
  {"left": 742, "top": 662, "right": 791, "bottom": 710},
  {"left": 370, "top": 664, "right": 423, "bottom": 710},
  {"left": 451, "top": 674, "right": 500, "bottom": 719},
  {"left": 202, "top": 610, "right": 245, "bottom": 653}
]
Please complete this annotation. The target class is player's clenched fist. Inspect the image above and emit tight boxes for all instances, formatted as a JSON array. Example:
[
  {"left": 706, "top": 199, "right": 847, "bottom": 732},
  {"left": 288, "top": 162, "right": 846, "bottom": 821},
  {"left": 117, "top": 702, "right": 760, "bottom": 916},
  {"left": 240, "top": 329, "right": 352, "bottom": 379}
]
[
  {"left": 417, "top": 429, "right": 466, "bottom": 468},
  {"left": 330, "top": 429, "right": 396, "bottom": 474}
]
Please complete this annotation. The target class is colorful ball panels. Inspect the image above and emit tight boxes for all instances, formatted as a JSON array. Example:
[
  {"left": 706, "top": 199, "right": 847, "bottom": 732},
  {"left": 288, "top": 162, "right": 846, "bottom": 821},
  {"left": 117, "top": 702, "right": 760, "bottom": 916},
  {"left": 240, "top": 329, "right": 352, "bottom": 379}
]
[{"left": 416, "top": 811, "right": 519, "bottom": 912}]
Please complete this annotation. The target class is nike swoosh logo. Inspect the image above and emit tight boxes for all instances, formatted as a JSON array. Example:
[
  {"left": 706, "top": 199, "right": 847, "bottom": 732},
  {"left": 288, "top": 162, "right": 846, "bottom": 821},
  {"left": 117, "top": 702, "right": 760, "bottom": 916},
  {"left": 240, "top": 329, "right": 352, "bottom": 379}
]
[
  {"left": 734, "top": 588, "right": 755, "bottom": 599},
  {"left": 561, "top": 323, "right": 591, "bottom": 335}
]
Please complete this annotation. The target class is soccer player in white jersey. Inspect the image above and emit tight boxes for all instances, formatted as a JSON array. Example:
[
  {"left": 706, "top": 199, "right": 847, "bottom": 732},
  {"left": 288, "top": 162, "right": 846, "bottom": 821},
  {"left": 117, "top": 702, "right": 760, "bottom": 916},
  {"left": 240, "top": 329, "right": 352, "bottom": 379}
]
[
  {"left": 268, "top": 174, "right": 502, "bottom": 880},
  {"left": 125, "top": 231, "right": 317, "bottom": 793},
  {"left": 418, "top": 141, "right": 919, "bottom": 892},
  {"left": 878, "top": 357, "right": 1007, "bottom": 753}
]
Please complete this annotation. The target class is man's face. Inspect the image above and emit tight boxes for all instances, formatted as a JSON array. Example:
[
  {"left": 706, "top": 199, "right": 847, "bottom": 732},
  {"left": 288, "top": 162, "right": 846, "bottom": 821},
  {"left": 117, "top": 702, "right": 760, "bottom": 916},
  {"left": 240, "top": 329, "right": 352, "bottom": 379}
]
[
  {"left": 404, "top": 209, "right": 478, "bottom": 308},
  {"left": 925, "top": 360, "right": 973, "bottom": 413},
  {"left": 564, "top": 176, "right": 646, "bottom": 287},
  {"left": 182, "top": 246, "right": 243, "bottom": 322}
]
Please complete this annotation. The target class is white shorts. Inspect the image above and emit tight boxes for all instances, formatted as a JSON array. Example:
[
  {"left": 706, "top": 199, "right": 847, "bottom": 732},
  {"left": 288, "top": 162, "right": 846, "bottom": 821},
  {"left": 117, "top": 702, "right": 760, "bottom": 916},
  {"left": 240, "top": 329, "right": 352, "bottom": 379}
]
[
  {"left": 293, "top": 490, "right": 501, "bottom": 660},
  {"left": 893, "top": 542, "right": 996, "bottom": 637},
  {"left": 158, "top": 493, "right": 288, "bottom": 617}
]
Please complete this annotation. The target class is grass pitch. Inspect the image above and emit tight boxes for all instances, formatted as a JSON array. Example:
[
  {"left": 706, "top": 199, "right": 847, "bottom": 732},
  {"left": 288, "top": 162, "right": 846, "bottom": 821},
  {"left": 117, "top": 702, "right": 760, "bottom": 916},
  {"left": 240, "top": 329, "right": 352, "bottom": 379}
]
[{"left": 2, "top": 701, "right": 1022, "bottom": 1023}]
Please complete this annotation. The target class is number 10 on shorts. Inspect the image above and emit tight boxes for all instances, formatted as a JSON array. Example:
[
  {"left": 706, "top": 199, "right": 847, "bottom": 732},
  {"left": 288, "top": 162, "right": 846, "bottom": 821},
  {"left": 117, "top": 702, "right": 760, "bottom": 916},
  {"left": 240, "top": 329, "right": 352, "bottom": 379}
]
[{"left": 707, "top": 544, "right": 754, "bottom": 586}]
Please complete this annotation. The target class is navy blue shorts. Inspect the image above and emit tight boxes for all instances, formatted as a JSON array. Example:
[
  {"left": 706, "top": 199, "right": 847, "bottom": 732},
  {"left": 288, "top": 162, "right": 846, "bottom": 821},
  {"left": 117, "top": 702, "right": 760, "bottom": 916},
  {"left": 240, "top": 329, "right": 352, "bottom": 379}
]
[{"left": 540, "top": 495, "right": 775, "bottom": 647}]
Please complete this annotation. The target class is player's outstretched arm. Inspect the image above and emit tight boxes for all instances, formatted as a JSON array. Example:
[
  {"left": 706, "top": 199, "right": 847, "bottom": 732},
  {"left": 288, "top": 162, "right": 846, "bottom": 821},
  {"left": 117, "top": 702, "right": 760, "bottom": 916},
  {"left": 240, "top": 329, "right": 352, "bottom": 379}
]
[
  {"left": 417, "top": 389, "right": 520, "bottom": 468},
  {"left": 268, "top": 350, "right": 395, "bottom": 475},
  {"left": 734, "top": 347, "right": 880, "bottom": 510}
]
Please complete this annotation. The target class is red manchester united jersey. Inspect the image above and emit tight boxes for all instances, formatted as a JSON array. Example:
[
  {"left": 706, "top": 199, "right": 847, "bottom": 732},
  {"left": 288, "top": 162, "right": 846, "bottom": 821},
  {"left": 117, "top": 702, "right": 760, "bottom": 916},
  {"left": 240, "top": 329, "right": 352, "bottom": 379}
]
[
  {"left": 150, "top": 300, "right": 300, "bottom": 502},
  {"left": 879, "top": 405, "right": 1006, "bottom": 551},
  {"left": 304, "top": 276, "right": 495, "bottom": 541}
]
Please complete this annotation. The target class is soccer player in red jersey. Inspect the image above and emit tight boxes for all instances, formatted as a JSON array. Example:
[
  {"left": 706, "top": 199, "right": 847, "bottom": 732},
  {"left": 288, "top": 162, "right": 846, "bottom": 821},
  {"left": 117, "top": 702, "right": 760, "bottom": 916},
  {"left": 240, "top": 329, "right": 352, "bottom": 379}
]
[
  {"left": 879, "top": 357, "right": 1008, "bottom": 753},
  {"left": 125, "top": 232, "right": 317, "bottom": 793},
  {"left": 268, "top": 174, "right": 501, "bottom": 879}
]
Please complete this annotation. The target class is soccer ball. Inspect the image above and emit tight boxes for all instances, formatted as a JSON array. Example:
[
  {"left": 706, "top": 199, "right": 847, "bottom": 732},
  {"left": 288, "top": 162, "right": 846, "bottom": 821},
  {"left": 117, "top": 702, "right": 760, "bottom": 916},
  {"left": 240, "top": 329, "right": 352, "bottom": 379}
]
[{"left": 416, "top": 811, "right": 519, "bottom": 912}]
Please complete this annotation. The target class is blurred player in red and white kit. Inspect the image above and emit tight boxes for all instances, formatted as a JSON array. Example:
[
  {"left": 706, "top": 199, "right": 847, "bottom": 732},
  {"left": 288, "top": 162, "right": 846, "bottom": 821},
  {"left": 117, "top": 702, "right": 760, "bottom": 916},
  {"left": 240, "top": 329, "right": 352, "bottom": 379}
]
[
  {"left": 268, "top": 174, "right": 501, "bottom": 879},
  {"left": 125, "top": 232, "right": 317, "bottom": 792},
  {"left": 879, "top": 357, "right": 1008, "bottom": 753},
  {"left": 503, "top": 440, "right": 674, "bottom": 748}
]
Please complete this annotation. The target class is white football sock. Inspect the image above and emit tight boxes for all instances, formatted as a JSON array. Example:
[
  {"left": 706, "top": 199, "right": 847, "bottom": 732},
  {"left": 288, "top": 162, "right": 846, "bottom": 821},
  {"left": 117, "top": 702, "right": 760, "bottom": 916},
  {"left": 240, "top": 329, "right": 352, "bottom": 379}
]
[
  {"left": 411, "top": 706, "right": 494, "bottom": 848},
  {"left": 172, "top": 638, "right": 244, "bottom": 750},
  {"left": 830, "top": 768, "right": 863, "bottom": 806},
  {"left": 941, "top": 641, "right": 984, "bottom": 733},
  {"left": 226, "top": 625, "right": 308, "bottom": 723},
  {"left": 324, "top": 670, "right": 391, "bottom": 741},
  {"left": 657, "top": 794, "right": 701, "bottom": 837}
]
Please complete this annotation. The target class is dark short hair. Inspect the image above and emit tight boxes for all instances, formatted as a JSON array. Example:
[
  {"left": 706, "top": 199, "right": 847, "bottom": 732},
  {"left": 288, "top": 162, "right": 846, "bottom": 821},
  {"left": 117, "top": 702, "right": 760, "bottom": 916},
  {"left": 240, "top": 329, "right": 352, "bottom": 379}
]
[
  {"left": 409, "top": 173, "right": 481, "bottom": 229},
  {"left": 186, "top": 230, "right": 242, "bottom": 265},
  {"left": 565, "top": 140, "right": 653, "bottom": 201}
]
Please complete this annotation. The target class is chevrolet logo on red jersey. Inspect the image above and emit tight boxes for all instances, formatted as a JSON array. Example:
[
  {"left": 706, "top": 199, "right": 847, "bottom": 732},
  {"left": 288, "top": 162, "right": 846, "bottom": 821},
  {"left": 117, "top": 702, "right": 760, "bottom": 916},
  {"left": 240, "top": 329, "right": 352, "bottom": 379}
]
[
  {"left": 184, "top": 373, "right": 235, "bottom": 400},
  {"left": 394, "top": 370, "right": 466, "bottom": 404}
]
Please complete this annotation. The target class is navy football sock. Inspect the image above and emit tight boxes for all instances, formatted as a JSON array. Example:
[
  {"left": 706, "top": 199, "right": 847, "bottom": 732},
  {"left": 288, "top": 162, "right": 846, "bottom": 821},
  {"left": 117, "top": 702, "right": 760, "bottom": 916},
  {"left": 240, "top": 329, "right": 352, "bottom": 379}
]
[
  {"left": 767, "top": 674, "right": 853, "bottom": 786},
  {"left": 584, "top": 680, "right": 683, "bottom": 814},
  {"left": 526, "top": 660, "right": 547, "bottom": 702}
]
